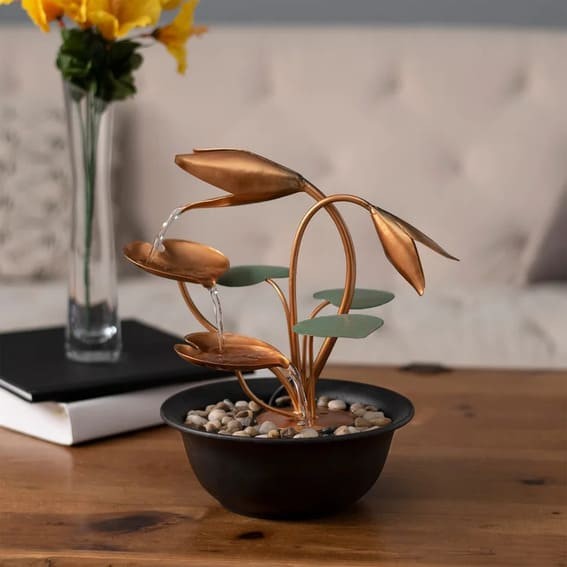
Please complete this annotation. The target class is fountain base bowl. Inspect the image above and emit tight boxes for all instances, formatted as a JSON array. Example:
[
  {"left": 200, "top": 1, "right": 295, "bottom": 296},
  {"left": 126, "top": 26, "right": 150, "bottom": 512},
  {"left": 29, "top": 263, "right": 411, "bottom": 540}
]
[{"left": 160, "top": 377, "right": 414, "bottom": 519}]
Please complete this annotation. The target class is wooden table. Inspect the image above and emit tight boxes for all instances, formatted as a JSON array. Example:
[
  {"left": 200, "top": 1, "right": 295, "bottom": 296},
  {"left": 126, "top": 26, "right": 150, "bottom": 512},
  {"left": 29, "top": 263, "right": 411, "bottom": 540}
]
[{"left": 0, "top": 365, "right": 565, "bottom": 566}]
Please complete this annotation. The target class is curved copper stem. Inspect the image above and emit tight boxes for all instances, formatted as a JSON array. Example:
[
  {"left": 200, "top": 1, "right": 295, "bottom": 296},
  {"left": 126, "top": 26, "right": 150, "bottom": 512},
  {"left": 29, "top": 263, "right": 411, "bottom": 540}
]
[
  {"left": 310, "top": 195, "right": 374, "bottom": 377},
  {"left": 290, "top": 191, "right": 374, "bottom": 384},
  {"left": 298, "top": 300, "right": 329, "bottom": 417},
  {"left": 264, "top": 278, "right": 298, "bottom": 369},
  {"left": 301, "top": 300, "right": 330, "bottom": 377},
  {"left": 235, "top": 371, "right": 296, "bottom": 419},
  {"left": 177, "top": 281, "right": 216, "bottom": 332},
  {"left": 178, "top": 196, "right": 235, "bottom": 214},
  {"left": 307, "top": 336, "right": 316, "bottom": 415},
  {"left": 289, "top": 182, "right": 356, "bottom": 382}
]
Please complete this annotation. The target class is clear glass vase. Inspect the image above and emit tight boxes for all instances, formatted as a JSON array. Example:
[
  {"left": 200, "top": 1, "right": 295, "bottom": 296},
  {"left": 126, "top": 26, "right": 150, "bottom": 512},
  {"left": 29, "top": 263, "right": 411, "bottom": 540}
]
[{"left": 64, "top": 82, "right": 121, "bottom": 363}]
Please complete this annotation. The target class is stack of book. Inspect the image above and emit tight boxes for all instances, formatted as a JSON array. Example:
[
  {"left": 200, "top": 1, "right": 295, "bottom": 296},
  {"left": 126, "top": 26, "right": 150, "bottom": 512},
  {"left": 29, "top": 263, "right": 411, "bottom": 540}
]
[{"left": 0, "top": 319, "right": 230, "bottom": 445}]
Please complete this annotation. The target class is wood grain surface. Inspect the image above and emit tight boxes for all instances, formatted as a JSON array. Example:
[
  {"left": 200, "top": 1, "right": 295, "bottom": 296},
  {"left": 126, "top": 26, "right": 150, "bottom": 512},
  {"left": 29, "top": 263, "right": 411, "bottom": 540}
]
[{"left": 0, "top": 365, "right": 565, "bottom": 566}]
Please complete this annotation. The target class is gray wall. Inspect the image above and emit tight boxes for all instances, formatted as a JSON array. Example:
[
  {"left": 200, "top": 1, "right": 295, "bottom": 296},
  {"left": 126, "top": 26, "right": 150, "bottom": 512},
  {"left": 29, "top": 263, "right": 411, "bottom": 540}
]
[{"left": 2, "top": 0, "right": 567, "bottom": 27}]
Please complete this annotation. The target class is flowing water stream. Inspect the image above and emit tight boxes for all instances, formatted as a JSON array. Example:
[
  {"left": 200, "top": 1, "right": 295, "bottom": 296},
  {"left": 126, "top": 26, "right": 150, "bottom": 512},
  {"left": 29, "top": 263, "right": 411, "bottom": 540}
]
[
  {"left": 149, "top": 207, "right": 226, "bottom": 352},
  {"left": 148, "top": 206, "right": 183, "bottom": 261},
  {"left": 287, "top": 364, "right": 313, "bottom": 426},
  {"left": 209, "top": 285, "right": 224, "bottom": 352}
]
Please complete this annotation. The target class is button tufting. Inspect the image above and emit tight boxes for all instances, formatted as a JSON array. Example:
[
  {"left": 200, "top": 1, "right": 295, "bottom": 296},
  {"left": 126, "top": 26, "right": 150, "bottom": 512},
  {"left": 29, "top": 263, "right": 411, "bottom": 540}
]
[
  {"left": 375, "top": 72, "right": 402, "bottom": 98},
  {"left": 507, "top": 70, "right": 530, "bottom": 97},
  {"left": 445, "top": 154, "right": 464, "bottom": 176},
  {"left": 2, "top": 27, "right": 567, "bottom": 369},
  {"left": 248, "top": 59, "right": 276, "bottom": 102}
]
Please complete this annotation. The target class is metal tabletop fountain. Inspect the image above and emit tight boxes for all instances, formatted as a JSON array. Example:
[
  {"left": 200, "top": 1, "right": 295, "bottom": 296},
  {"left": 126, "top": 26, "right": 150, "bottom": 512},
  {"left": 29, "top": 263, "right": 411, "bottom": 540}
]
[{"left": 124, "top": 148, "right": 457, "bottom": 429}]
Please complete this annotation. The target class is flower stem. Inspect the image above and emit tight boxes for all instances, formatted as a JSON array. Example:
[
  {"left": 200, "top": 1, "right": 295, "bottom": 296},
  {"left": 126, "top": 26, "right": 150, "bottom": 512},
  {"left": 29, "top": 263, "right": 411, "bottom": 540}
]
[{"left": 80, "top": 92, "right": 103, "bottom": 319}]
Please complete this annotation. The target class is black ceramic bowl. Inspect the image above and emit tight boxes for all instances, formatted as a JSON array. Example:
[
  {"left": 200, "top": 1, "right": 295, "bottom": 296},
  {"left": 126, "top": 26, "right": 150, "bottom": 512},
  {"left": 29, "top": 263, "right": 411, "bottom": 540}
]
[{"left": 161, "top": 377, "right": 414, "bottom": 519}]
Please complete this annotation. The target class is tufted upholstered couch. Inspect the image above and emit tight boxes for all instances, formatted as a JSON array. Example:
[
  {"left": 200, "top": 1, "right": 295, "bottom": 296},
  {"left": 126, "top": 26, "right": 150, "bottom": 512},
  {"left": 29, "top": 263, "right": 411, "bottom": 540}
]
[{"left": 1, "top": 26, "right": 567, "bottom": 369}]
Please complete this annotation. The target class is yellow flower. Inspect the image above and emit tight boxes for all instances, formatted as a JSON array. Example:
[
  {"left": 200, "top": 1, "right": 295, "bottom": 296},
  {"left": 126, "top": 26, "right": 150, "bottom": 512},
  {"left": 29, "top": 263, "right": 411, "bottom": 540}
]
[
  {"left": 14, "top": 0, "right": 86, "bottom": 31},
  {"left": 154, "top": 0, "right": 206, "bottom": 74},
  {"left": 161, "top": 0, "right": 182, "bottom": 9},
  {"left": 87, "top": 0, "right": 162, "bottom": 41},
  {"left": 21, "top": 0, "right": 61, "bottom": 31},
  {"left": 61, "top": 0, "right": 86, "bottom": 24}
]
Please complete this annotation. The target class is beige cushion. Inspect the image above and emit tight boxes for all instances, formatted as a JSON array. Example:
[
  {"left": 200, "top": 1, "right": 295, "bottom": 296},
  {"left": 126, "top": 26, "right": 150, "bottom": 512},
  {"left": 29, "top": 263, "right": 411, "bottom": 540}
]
[
  {"left": 118, "top": 26, "right": 567, "bottom": 295},
  {"left": 525, "top": 187, "right": 567, "bottom": 283},
  {"left": 3, "top": 26, "right": 567, "bottom": 289},
  {"left": 2, "top": 277, "right": 566, "bottom": 369},
  {"left": 2, "top": 26, "right": 567, "bottom": 369}
]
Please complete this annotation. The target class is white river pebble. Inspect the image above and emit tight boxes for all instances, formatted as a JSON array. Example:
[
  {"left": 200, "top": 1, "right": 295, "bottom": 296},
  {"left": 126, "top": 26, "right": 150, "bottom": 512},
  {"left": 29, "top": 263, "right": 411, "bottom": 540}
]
[
  {"left": 188, "top": 410, "right": 208, "bottom": 418},
  {"left": 363, "top": 411, "right": 385, "bottom": 421},
  {"left": 249, "top": 401, "right": 261, "bottom": 412},
  {"left": 317, "top": 396, "right": 330, "bottom": 408},
  {"left": 334, "top": 425, "right": 350, "bottom": 436},
  {"left": 236, "top": 415, "right": 253, "bottom": 427},
  {"left": 186, "top": 415, "right": 207, "bottom": 426},
  {"left": 294, "top": 428, "right": 319, "bottom": 439},
  {"left": 208, "top": 409, "right": 226, "bottom": 422},
  {"left": 232, "top": 430, "right": 250, "bottom": 437},
  {"left": 258, "top": 421, "right": 278, "bottom": 434},
  {"left": 226, "top": 420, "right": 242, "bottom": 432}
]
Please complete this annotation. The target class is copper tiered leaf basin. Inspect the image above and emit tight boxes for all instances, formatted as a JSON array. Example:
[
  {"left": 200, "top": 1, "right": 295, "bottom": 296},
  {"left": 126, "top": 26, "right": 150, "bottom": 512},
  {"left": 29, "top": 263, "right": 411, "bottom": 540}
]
[
  {"left": 175, "top": 332, "right": 289, "bottom": 372},
  {"left": 123, "top": 239, "right": 229, "bottom": 288}
]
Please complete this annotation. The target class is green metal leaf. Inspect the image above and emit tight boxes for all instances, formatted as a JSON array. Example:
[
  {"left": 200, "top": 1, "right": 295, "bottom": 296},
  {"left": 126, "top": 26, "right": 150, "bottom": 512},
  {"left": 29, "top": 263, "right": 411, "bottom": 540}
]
[
  {"left": 217, "top": 265, "right": 289, "bottom": 287},
  {"left": 313, "top": 288, "right": 395, "bottom": 309},
  {"left": 293, "top": 314, "right": 384, "bottom": 338}
]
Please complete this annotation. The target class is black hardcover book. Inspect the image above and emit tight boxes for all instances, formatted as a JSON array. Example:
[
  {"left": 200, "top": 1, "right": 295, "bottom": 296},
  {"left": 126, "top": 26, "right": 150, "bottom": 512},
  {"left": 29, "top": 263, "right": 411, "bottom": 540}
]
[{"left": 0, "top": 319, "right": 229, "bottom": 402}]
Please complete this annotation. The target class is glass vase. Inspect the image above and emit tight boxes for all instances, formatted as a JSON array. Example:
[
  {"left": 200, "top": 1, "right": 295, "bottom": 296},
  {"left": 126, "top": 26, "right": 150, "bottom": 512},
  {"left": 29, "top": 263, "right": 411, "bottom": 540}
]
[{"left": 64, "top": 82, "right": 121, "bottom": 363}]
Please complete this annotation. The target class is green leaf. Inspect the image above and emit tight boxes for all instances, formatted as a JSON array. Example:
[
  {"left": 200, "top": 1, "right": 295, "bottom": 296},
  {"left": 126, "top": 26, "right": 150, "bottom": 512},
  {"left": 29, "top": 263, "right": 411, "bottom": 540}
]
[
  {"left": 217, "top": 265, "right": 289, "bottom": 287},
  {"left": 56, "top": 28, "right": 144, "bottom": 104},
  {"left": 109, "top": 40, "right": 140, "bottom": 63},
  {"left": 293, "top": 314, "right": 384, "bottom": 338},
  {"left": 128, "top": 52, "right": 143, "bottom": 72},
  {"left": 313, "top": 288, "right": 395, "bottom": 309}
]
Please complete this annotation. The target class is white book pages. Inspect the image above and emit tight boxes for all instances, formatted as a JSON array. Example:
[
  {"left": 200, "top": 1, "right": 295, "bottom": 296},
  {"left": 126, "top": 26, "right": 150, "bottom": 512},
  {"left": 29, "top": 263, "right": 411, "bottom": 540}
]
[
  {"left": 0, "top": 373, "right": 269, "bottom": 446},
  {"left": 0, "top": 379, "right": 221, "bottom": 445}
]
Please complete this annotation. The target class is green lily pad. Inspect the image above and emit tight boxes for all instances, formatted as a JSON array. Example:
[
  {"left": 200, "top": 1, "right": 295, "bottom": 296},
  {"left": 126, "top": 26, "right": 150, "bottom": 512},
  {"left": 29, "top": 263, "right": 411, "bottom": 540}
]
[
  {"left": 217, "top": 265, "right": 289, "bottom": 287},
  {"left": 313, "top": 288, "right": 395, "bottom": 309},
  {"left": 293, "top": 314, "right": 384, "bottom": 338}
]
